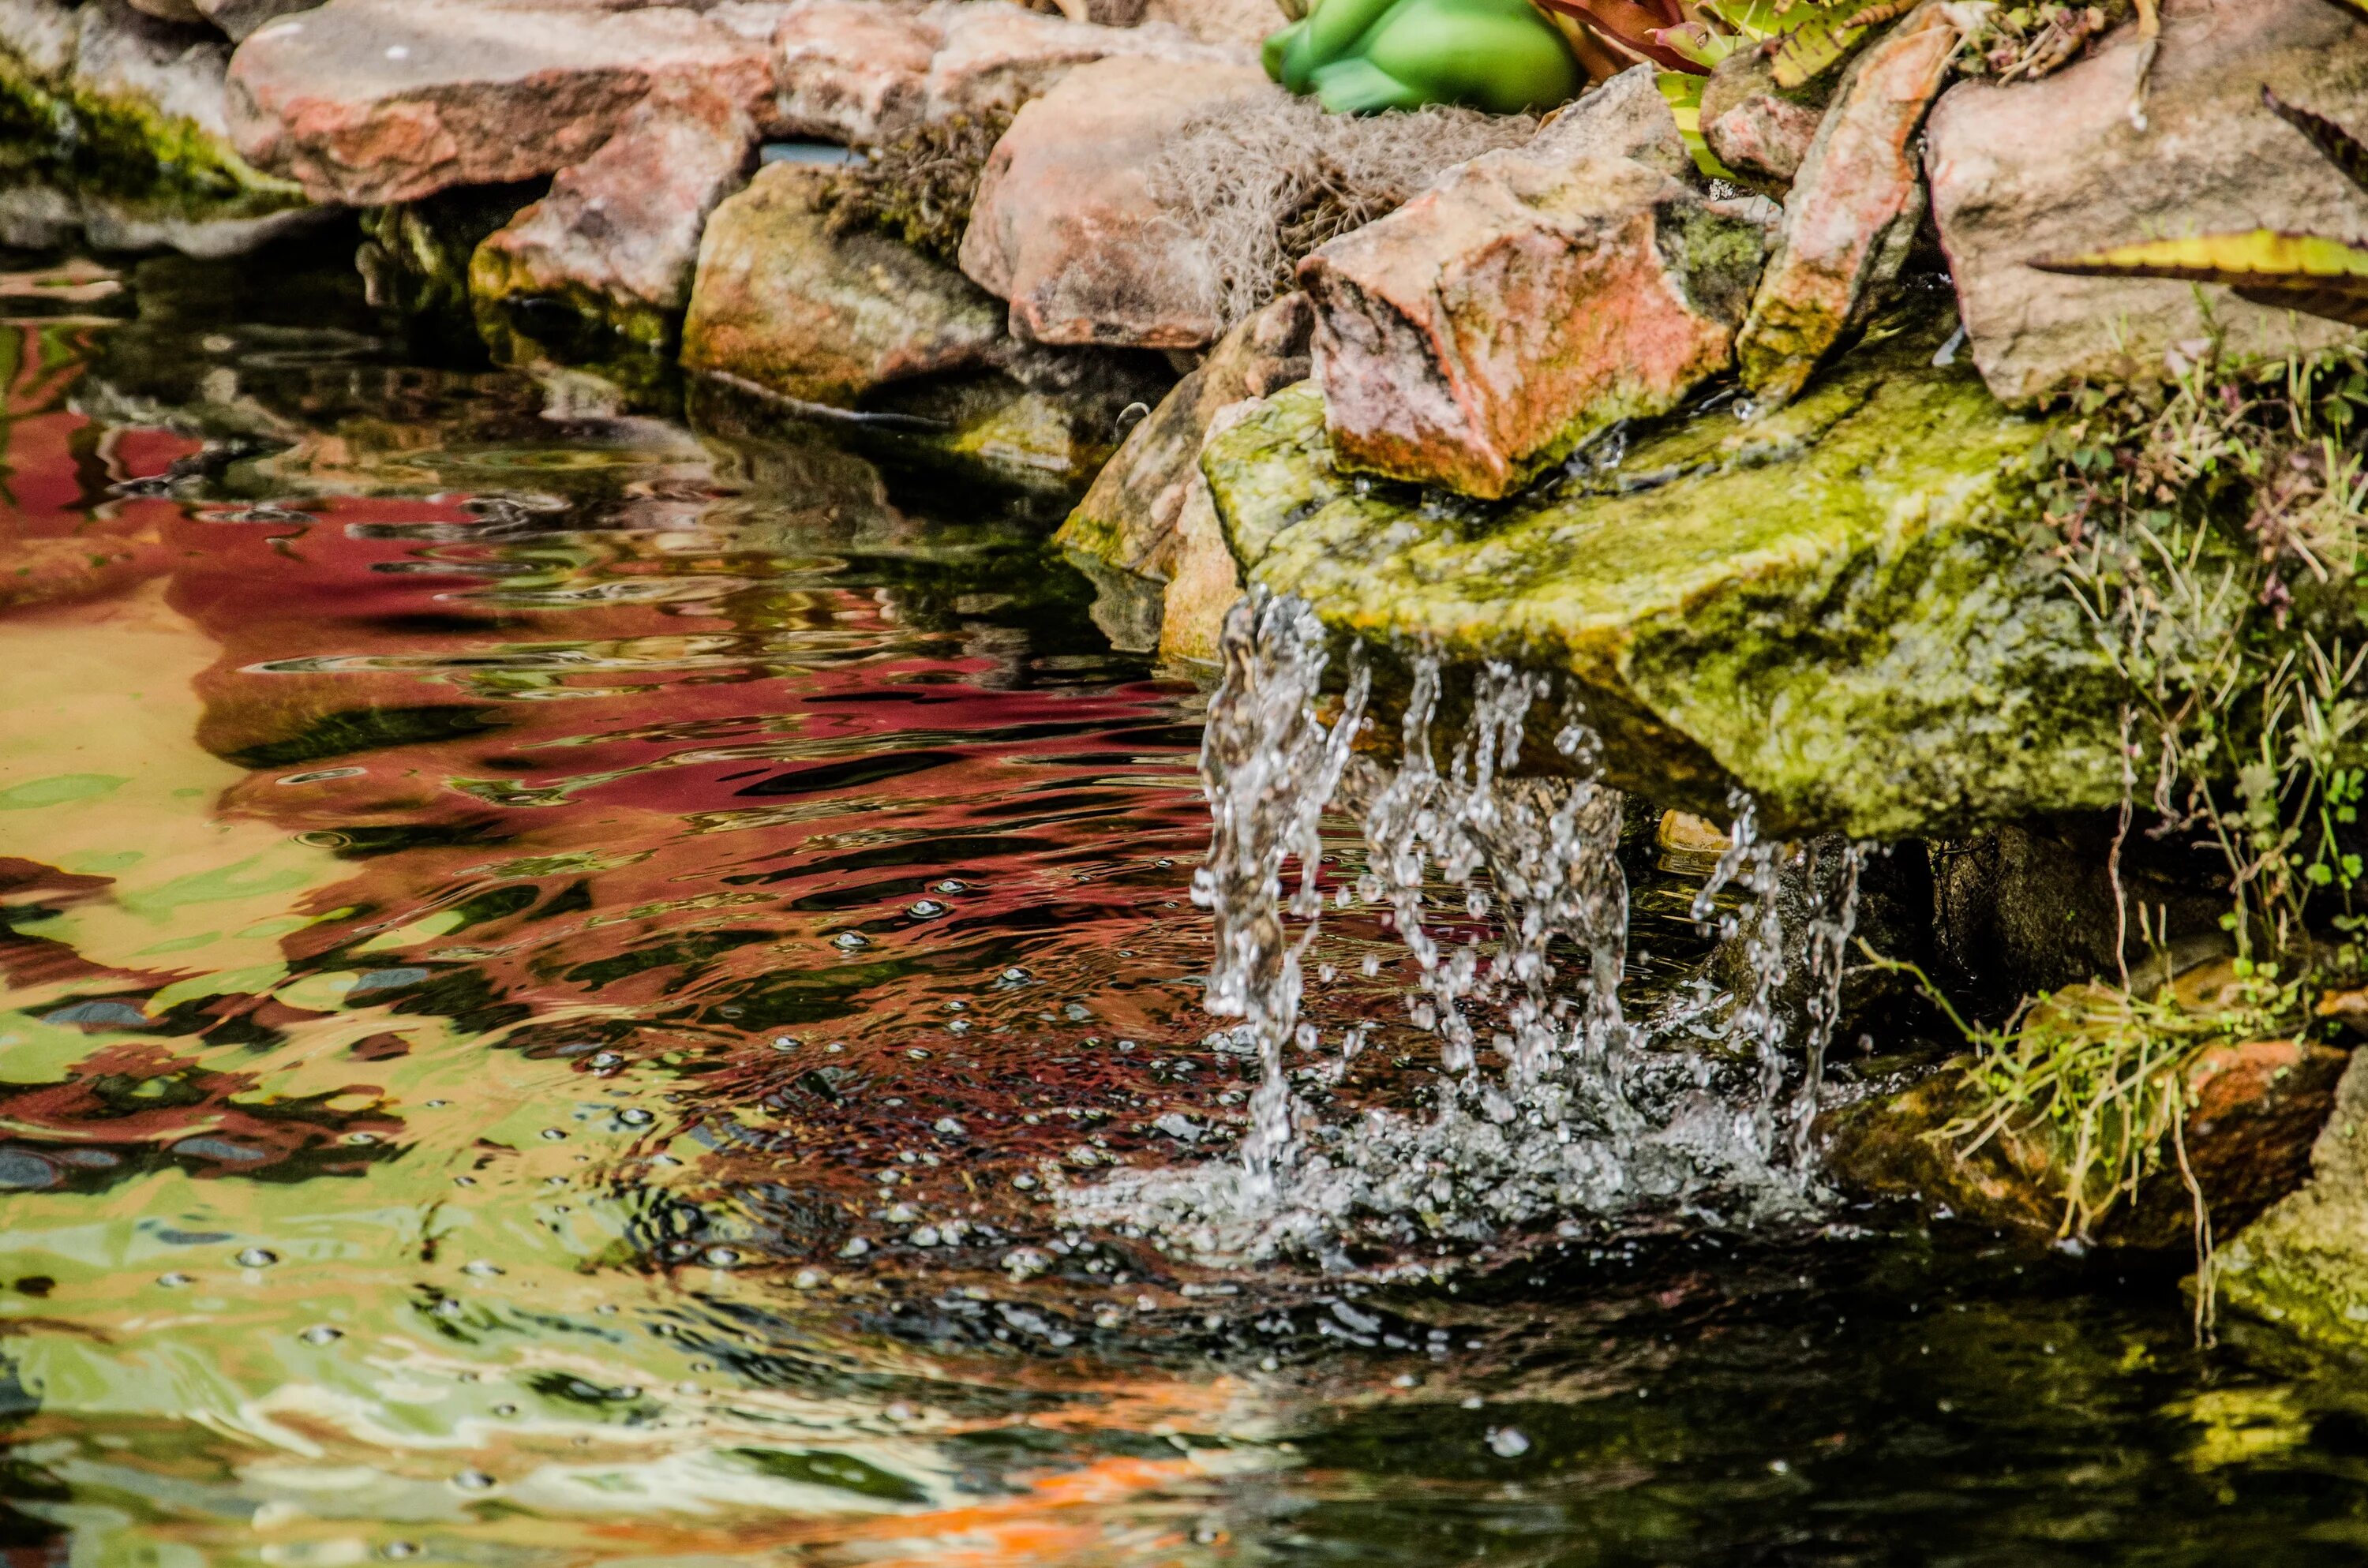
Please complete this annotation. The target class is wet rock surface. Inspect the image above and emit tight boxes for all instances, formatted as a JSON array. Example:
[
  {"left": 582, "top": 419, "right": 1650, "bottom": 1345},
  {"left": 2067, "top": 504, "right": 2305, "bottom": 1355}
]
[
  {"left": 225, "top": 0, "right": 778, "bottom": 206},
  {"left": 1298, "top": 70, "right": 1770, "bottom": 498},
  {"left": 958, "top": 54, "right": 1276, "bottom": 348},
  {"left": 1202, "top": 316, "right": 2123, "bottom": 839},
  {"left": 1736, "top": 5, "right": 1958, "bottom": 406},
  {"left": 1926, "top": 0, "right": 2368, "bottom": 404},
  {"left": 2223, "top": 1046, "right": 2368, "bottom": 1344}
]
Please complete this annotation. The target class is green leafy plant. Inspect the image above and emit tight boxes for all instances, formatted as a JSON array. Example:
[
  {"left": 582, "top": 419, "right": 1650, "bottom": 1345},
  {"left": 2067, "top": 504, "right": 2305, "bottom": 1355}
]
[{"left": 2032, "top": 88, "right": 2368, "bottom": 325}]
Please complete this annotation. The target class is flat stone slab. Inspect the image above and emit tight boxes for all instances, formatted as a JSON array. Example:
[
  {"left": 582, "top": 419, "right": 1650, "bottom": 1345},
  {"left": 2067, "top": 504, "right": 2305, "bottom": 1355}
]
[{"left": 1201, "top": 318, "right": 2134, "bottom": 839}]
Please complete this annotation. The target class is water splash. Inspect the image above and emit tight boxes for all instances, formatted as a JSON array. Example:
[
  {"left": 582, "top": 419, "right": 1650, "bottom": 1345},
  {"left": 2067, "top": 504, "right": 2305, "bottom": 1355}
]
[{"left": 1072, "top": 597, "right": 1868, "bottom": 1269}]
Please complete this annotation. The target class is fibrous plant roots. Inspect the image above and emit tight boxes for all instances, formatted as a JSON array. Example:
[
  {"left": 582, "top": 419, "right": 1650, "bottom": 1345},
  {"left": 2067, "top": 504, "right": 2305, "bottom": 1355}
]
[
  {"left": 819, "top": 108, "right": 1016, "bottom": 268},
  {"left": 1145, "top": 96, "right": 1534, "bottom": 325}
]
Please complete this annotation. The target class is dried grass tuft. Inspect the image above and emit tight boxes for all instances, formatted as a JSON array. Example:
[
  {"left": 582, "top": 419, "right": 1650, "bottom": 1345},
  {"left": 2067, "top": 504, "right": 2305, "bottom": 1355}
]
[{"left": 1147, "top": 96, "right": 1534, "bottom": 325}]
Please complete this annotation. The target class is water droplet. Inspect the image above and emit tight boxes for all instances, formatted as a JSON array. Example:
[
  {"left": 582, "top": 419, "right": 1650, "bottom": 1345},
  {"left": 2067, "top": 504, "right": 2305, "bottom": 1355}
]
[
  {"left": 999, "top": 967, "right": 1029, "bottom": 982},
  {"left": 591, "top": 1051, "right": 623, "bottom": 1069},
  {"left": 1486, "top": 1427, "right": 1531, "bottom": 1458},
  {"left": 451, "top": 1469, "right": 496, "bottom": 1491},
  {"left": 933, "top": 1117, "right": 965, "bottom": 1136},
  {"left": 385, "top": 1543, "right": 422, "bottom": 1560},
  {"left": 462, "top": 1260, "right": 504, "bottom": 1277},
  {"left": 156, "top": 1272, "right": 193, "bottom": 1289},
  {"left": 905, "top": 1047, "right": 931, "bottom": 1060},
  {"left": 300, "top": 1325, "right": 343, "bottom": 1345},
  {"left": 703, "top": 1247, "right": 740, "bottom": 1267},
  {"left": 493, "top": 1403, "right": 517, "bottom": 1416},
  {"left": 885, "top": 1203, "right": 918, "bottom": 1224},
  {"left": 792, "top": 1268, "right": 826, "bottom": 1289},
  {"left": 618, "top": 1108, "right": 654, "bottom": 1128},
  {"left": 932, "top": 880, "right": 965, "bottom": 894},
  {"left": 425, "top": 1099, "right": 451, "bottom": 1108},
  {"left": 832, "top": 932, "right": 869, "bottom": 951},
  {"left": 771, "top": 1036, "right": 800, "bottom": 1052},
  {"left": 907, "top": 900, "right": 946, "bottom": 918},
  {"left": 539, "top": 1129, "right": 567, "bottom": 1142},
  {"left": 234, "top": 1248, "right": 278, "bottom": 1268},
  {"left": 837, "top": 1237, "right": 871, "bottom": 1258},
  {"left": 909, "top": 1226, "right": 940, "bottom": 1247},
  {"left": 1012, "top": 1173, "right": 1038, "bottom": 1190},
  {"left": 344, "top": 1132, "right": 379, "bottom": 1145}
]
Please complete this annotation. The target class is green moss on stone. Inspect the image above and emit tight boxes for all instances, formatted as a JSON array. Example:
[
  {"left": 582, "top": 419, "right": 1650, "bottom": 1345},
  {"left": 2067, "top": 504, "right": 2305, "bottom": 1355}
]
[
  {"left": 1201, "top": 317, "right": 2127, "bottom": 838},
  {"left": 0, "top": 47, "right": 303, "bottom": 223}
]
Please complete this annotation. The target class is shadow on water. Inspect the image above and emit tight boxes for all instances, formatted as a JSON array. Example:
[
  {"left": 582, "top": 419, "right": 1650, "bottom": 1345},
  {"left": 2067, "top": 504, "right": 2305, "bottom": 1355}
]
[{"left": 0, "top": 233, "right": 2364, "bottom": 1564}]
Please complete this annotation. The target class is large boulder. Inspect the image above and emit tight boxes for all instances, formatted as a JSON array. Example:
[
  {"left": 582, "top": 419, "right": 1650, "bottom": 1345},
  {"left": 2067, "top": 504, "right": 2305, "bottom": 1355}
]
[
  {"left": 2220, "top": 1045, "right": 2368, "bottom": 1344},
  {"left": 472, "top": 78, "right": 760, "bottom": 353},
  {"left": 681, "top": 161, "right": 1006, "bottom": 406},
  {"left": 771, "top": 0, "right": 1247, "bottom": 144},
  {"left": 1735, "top": 5, "right": 1958, "bottom": 406},
  {"left": 1926, "top": 0, "right": 2368, "bottom": 405},
  {"left": 224, "top": 0, "right": 777, "bottom": 206},
  {"left": 960, "top": 54, "right": 1276, "bottom": 347},
  {"left": 1200, "top": 317, "right": 2144, "bottom": 840},
  {"left": 1296, "top": 69, "right": 1772, "bottom": 498},
  {"left": 1057, "top": 293, "right": 1313, "bottom": 657}
]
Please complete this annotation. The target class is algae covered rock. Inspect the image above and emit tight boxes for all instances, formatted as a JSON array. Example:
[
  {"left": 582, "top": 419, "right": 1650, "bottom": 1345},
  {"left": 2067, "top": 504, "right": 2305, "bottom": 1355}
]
[
  {"left": 2220, "top": 1047, "right": 2368, "bottom": 1345},
  {"left": 1202, "top": 317, "right": 2126, "bottom": 839}
]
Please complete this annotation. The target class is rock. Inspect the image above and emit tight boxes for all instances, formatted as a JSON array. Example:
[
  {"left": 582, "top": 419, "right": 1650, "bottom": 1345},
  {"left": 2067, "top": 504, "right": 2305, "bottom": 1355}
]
[
  {"left": 1925, "top": 0, "right": 2368, "bottom": 405},
  {"left": 1201, "top": 315, "right": 2138, "bottom": 840},
  {"left": 473, "top": 79, "right": 760, "bottom": 355},
  {"left": 1699, "top": 44, "right": 1826, "bottom": 188},
  {"left": 1295, "top": 88, "right": 1771, "bottom": 498},
  {"left": 771, "top": 0, "right": 1248, "bottom": 144},
  {"left": 961, "top": 54, "right": 1275, "bottom": 347},
  {"left": 193, "top": 0, "right": 318, "bottom": 43},
  {"left": 771, "top": 0, "right": 939, "bottom": 142},
  {"left": 1142, "top": 0, "right": 1277, "bottom": 49},
  {"left": 1057, "top": 292, "right": 1310, "bottom": 657},
  {"left": 1823, "top": 1030, "right": 2348, "bottom": 1250},
  {"left": 0, "top": 0, "right": 78, "bottom": 78},
  {"left": 2221, "top": 1045, "right": 2368, "bottom": 1344},
  {"left": 0, "top": 0, "right": 312, "bottom": 253},
  {"left": 124, "top": 0, "right": 206, "bottom": 29},
  {"left": 225, "top": 0, "right": 777, "bottom": 206},
  {"left": 1528, "top": 62, "right": 1693, "bottom": 176},
  {"left": 681, "top": 161, "right": 1006, "bottom": 406},
  {"left": 1735, "top": 6, "right": 1958, "bottom": 406}
]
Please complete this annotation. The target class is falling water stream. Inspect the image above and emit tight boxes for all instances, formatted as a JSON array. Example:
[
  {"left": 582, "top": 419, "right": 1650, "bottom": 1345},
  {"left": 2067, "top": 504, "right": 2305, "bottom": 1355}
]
[{"left": 1073, "top": 594, "right": 1864, "bottom": 1271}]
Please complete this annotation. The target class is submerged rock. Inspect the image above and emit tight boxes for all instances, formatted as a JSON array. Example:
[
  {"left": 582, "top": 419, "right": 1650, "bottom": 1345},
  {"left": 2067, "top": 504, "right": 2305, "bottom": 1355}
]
[
  {"left": 1298, "top": 84, "right": 1770, "bottom": 497},
  {"left": 1925, "top": 0, "right": 2366, "bottom": 405},
  {"left": 1201, "top": 317, "right": 2130, "bottom": 839},
  {"left": 681, "top": 161, "right": 1005, "bottom": 405},
  {"left": 0, "top": 0, "right": 312, "bottom": 253},
  {"left": 1735, "top": 5, "right": 1957, "bottom": 406},
  {"left": 959, "top": 54, "right": 1276, "bottom": 348},
  {"left": 473, "top": 79, "right": 760, "bottom": 365},
  {"left": 1057, "top": 292, "right": 1313, "bottom": 657},
  {"left": 225, "top": 0, "right": 777, "bottom": 206}
]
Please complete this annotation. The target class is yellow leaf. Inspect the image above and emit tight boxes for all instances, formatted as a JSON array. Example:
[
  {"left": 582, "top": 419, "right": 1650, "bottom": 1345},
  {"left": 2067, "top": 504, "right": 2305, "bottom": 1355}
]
[{"left": 2029, "top": 230, "right": 2368, "bottom": 328}]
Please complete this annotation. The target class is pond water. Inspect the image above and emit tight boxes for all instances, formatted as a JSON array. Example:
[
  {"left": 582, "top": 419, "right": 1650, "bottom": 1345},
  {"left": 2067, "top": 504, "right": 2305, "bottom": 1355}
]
[{"left": 2, "top": 238, "right": 2368, "bottom": 1566}]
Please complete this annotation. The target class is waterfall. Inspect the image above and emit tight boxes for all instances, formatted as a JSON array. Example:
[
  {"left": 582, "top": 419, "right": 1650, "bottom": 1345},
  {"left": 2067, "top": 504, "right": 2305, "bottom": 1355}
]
[{"left": 1069, "top": 595, "right": 1863, "bottom": 1268}]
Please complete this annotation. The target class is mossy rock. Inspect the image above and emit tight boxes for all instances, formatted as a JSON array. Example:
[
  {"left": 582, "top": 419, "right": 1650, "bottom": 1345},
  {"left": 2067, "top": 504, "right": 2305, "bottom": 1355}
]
[
  {"left": 1201, "top": 316, "right": 2131, "bottom": 840},
  {"left": 0, "top": 44, "right": 304, "bottom": 227}
]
